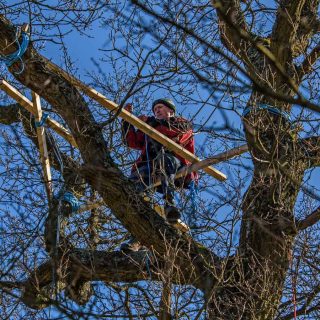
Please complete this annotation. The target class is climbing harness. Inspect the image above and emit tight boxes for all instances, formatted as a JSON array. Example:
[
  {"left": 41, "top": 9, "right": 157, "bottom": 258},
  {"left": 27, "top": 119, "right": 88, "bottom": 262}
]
[{"left": 0, "top": 26, "right": 30, "bottom": 74}]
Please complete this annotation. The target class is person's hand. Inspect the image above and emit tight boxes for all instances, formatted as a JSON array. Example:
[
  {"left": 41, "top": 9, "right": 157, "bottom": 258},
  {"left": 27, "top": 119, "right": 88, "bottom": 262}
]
[
  {"left": 138, "top": 115, "right": 148, "bottom": 122},
  {"left": 124, "top": 103, "right": 133, "bottom": 113}
]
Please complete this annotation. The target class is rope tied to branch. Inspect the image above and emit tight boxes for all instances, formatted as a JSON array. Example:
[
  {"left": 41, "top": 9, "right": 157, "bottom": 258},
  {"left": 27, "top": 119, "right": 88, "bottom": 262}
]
[
  {"left": 34, "top": 113, "right": 49, "bottom": 127},
  {"left": 0, "top": 26, "right": 30, "bottom": 74},
  {"left": 60, "top": 191, "right": 81, "bottom": 213},
  {"left": 243, "top": 103, "right": 292, "bottom": 124},
  {"left": 53, "top": 190, "right": 81, "bottom": 213}
]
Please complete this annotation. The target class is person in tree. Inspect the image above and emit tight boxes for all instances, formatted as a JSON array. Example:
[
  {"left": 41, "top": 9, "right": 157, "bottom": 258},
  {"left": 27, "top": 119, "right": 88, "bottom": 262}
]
[{"left": 121, "top": 98, "right": 197, "bottom": 251}]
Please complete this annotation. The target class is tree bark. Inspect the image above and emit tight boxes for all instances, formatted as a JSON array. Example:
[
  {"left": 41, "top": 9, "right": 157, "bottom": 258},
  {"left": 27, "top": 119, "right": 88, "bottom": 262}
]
[{"left": 0, "top": 13, "right": 221, "bottom": 305}]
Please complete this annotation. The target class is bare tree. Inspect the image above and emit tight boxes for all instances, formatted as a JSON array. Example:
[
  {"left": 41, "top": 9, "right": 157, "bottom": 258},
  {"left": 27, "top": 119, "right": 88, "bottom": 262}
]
[{"left": 0, "top": 0, "right": 320, "bottom": 319}]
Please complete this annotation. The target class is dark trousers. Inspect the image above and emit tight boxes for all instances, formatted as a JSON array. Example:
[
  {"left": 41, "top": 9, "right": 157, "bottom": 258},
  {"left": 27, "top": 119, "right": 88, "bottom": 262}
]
[{"left": 130, "top": 153, "right": 181, "bottom": 206}]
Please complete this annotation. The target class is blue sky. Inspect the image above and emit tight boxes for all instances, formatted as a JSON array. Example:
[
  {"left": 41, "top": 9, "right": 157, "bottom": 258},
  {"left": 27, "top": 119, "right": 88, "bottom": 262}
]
[{"left": 0, "top": 2, "right": 320, "bottom": 318}]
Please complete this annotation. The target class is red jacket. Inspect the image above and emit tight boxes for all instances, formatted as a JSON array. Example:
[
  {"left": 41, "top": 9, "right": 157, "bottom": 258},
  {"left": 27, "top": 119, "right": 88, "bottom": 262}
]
[{"left": 122, "top": 116, "right": 198, "bottom": 185}]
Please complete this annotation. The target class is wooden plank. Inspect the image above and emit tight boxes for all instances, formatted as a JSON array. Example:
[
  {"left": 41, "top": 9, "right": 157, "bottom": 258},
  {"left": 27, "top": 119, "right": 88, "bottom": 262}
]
[
  {"left": 0, "top": 79, "right": 35, "bottom": 113},
  {"left": 46, "top": 118, "right": 78, "bottom": 148},
  {"left": 0, "top": 79, "right": 77, "bottom": 147},
  {"left": 47, "top": 61, "right": 227, "bottom": 181},
  {"left": 21, "top": 23, "right": 30, "bottom": 33},
  {"left": 0, "top": 72, "right": 227, "bottom": 181},
  {"left": 151, "top": 144, "right": 248, "bottom": 189},
  {"left": 32, "top": 91, "right": 52, "bottom": 198},
  {"left": 184, "top": 144, "right": 248, "bottom": 173}
]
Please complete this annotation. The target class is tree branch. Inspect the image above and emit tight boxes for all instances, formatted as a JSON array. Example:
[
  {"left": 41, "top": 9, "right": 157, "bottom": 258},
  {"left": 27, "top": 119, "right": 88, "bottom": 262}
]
[
  {"left": 297, "top": 44, "right": 320, "bottom": 80},
  {"left": 0, "top": 14, "right": 221, "bottom": 300},
  {"left": 130, "top": 1, "right": 320, "bottom": 113},
  {"left": 20, "top": 249, "right": 178, "bottom": 309},
  {"left": 0, "top": 102, "right": 22, "bottom": 124},
  {"left": 211, "top": 0, "right": 303, "bottom": 97},
  {"left": 271, "top": 0, "right": 308, "bottom": 62},
  {"left": 300, "top": 136, "right": 320, "bottom": 168},
  {"left": 296, "top": 206, "right": 320, "bottom": 230},
  {"left": 211, "top": 0, "right": 247, "bottom": 54},
  {"left": 0, "top": 102, "right": 85, "bottom": 199},
  {"left": 294, "top": 0, "right": 320, "bottom": 56}
]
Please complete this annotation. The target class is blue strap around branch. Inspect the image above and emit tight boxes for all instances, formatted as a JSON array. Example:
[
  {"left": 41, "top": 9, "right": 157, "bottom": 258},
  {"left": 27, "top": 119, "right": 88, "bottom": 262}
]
[
  {"left": 243, "top": 103, "right": 292, "bottom": 123},
  {"left": 34, "top": 113, "right": 49, "bottom": 127},
  {"left": 54, "top": 190, "right": 80, "bottom": 213},
  {"left": 61, "top": 191, "right": 81, "bottom": 213},
  {"left": 0, "top": 28, "right": 30, "bottom": 74}
]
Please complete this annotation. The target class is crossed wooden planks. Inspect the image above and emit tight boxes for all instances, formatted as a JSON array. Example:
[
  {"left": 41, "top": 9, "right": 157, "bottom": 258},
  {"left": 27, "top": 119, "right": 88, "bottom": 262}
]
[
  {"left": 46, "top": 61, "right": 228, "bottom": 182},
  {"left": 0, "top": 72, "right": 248, "bottom": 211},
  {"left": 32, "top": 91, "right": 52, "bottom": 198},
  {"left": 0, "top": 74, "right": 227, "bottom": 181},
  {"left": 0, "top": 79, "right": 80, "bottom": 199},
  {"left": 0, "top": 80, "right": 77, "bottom": 147}
]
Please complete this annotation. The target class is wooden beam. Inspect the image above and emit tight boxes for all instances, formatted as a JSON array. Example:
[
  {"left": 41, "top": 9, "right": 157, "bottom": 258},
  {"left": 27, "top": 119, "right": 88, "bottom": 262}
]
[
  {"left": 32, "top": 91, "right": 52, "bottom": 199},
  {"left": 151, "top": 144, "right": 248, "bottom": 188},
  {"left": 21, "top": 23, "right": 30, "bottom": 33},
  {"left": 78, "top": 142, "right": 245, "bottom": 212},
  {"left": 0, "top": 80, "right": 34, "bottom": 113},
  {"left": 177, "top": 144, "right": 248, "bottom": 178},
  {"left": 0, "top": 79, "right": 78, "bottom": 147},
  {"left": 0, "top": 72, "right": 227, "bottom": 181},
  {"left": 46, "top": 61, "right": 227, "bottom": 182}
]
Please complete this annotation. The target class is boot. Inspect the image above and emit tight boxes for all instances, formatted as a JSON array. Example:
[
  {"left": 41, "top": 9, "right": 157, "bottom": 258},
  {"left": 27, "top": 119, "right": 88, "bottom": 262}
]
[
  {"left": 165, "top": 206, "right": 189, "bottom": 232},
  {"left": 165, "top": 205, "right": 181, "bottom": 223}
]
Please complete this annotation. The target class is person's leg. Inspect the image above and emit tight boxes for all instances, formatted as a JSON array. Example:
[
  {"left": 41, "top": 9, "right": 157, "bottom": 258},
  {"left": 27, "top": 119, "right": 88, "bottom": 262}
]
[{"left": 161, "top": 154, "right": 182, "bottom": 222}]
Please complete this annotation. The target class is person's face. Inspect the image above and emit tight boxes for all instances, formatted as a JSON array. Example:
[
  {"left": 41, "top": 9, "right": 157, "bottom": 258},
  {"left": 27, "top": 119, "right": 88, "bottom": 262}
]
[{"left": 153, "top": 104, "right": 174, "bottom": 120}]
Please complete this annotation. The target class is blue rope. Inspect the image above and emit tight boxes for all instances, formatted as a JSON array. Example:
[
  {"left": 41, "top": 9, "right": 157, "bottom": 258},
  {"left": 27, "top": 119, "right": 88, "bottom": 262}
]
[
  {"left": 243, "top": 103, "right": 292, "bottom": 123},
  {"left": 189, "top": 180, "right": 198, "bottom": 214},
  {"left": 0, "top": 28, "right": 30, "bottom": 74},
  {"left": 145, "top": 134, "right": 152, "bottom": 186},
  {"left": 61, "top": 191, "right": 81, "bottom": 213},
  {"left": 34, "top": 113, "right": 49, "bottom": 127},
  {"left": 53, "top": 190, "right": 80, "bottom": 213}
]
